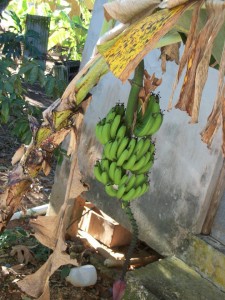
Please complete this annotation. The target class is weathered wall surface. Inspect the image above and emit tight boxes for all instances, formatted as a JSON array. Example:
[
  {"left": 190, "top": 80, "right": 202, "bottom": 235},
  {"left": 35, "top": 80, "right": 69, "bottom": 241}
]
[{"left": 49, "top": 0, "right": 223, "bottom": 256}]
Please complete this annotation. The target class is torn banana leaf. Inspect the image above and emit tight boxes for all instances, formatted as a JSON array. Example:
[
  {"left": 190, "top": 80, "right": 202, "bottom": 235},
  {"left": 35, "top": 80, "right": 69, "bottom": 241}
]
[{"left": 98, "top": 2, "right": 193, "bottom": 82}]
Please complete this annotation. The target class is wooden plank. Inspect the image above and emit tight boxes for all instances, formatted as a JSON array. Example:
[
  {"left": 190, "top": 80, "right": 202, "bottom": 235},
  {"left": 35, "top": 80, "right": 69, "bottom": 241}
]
[{"left": 202, "top": 159, "right": 225, "bottom": 235}]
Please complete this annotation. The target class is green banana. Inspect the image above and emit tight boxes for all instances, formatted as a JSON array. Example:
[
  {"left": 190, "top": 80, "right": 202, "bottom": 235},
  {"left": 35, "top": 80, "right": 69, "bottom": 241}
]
[
  {"left": 116, "top": 149, "right": 129, "bottom": 167},
  {"left": 139, "top": 182, "right": 149, "bottom": 197},
  {"left": 101, "top": 122, "right": 111, "bottom": 144},
  {"left": 105, "top": 185, "right": 117, "bottom": 197},
  {"left": 136, "top": 138, "right": 151, "bottom": 160},
  {"left": 103, "top": 141, "right": 113, "bottom": 160},
  {"left": 135, "top": 159, "right": 154, "bottom": 174},
  {"left": 148, "top": 142, "right": 155, "bottom": 157},
  {"left": 126, "top": 138, "right": 137, "bottom": 160},
  {"left": 123, "top": 153, "right": 137, "bottom": 170},
  {"left": 114, "top": 167, "right": 122, "bottom": 185},
  {"left": 134, "top": 94, "right": 161, "bottom": 137},
  {"left": 130, "top": 155, "right": 146, "bottom": 172},
  {"left": 117, "top": 136, "right": 129, "bottom": 158},
  {"left": 101, "top": 171, "right": 109, "bottom": 185},
  {"left": 116, "top": 125, "right": 127, "bottom": 140},
  {"left": 101, "top": 159, "right": 110, "bottom": 172},
  {"left": 110, "top": 114, "right": 121, "bottom": 139},
  {"left": 109, "top": 161, "right": 117, "bottom": 181},
  {"left": 122, "top": 188, "right": 136, "bottom": 201},
  {"left": 117, "top": 184, "right": 126, "bottom": 199},
  {"left": 120, "top": 174, "right": 129, "bottom": 185},
  {"left": 134, "top": 174, "right": 147, "bottom": 187},
  {"left": 93, "top": 162, "right": 103, "bottom": 183},
  {"left": 133, "top": 186, "right": 142, "bottom": 199},
  {"left": 125, "top": 174, "right": 136, "bottom": 192},
  {"left": 133, "top": 138, "right": 144, "bottom": 155},
  {"left": 95, "top": 123, "right": 104, "bottom": 144},
  {"left": 109, "top": 139, "right": 119, "bottom": 160},
  {"left": 146, "top": 113, "right": 163, "bottom": 136},
  {"left": 134, "top": 113, "right": 156, "bottom": 137},
  {"left": 105, "top": 109, "right": 116, "bottom": 123}
]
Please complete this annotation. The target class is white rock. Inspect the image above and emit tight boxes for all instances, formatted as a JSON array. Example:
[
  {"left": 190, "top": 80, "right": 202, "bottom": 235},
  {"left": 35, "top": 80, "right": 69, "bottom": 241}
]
[{"left": 66, "top": 265, "right": 97, "bottom": 287}]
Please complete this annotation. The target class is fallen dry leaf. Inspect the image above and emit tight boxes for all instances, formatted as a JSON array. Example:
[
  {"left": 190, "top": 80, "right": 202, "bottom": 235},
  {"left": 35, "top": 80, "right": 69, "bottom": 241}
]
[{"left": 10, "top": 245, "right": 36, "bottom": 265}]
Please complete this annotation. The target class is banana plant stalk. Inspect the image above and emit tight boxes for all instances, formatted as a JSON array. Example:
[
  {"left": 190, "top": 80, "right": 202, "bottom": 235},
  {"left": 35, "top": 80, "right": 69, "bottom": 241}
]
[{"left": 125, "top": 60, "right": 144, "bottom": 131}]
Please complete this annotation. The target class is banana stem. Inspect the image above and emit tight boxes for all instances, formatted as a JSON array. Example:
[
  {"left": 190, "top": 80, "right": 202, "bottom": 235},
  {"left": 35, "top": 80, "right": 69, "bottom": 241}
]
[
  {"left": 125, "top": 60, "right": 144, "bottom": 131},
  {"left": 120, "top": 202, "right": 139, "bottom": 281}
]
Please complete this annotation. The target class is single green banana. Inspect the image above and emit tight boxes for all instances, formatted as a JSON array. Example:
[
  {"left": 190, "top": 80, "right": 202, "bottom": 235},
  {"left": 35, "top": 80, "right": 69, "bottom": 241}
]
[
  {"left": 101, "top": 159, "right": 110, "bottom": 172},
  {"left": 105, "top": 109, "right": 116, "bottom": 123},
  {"left": 120, "top": 174, "right": 129, "bottom": 185},
  {"left": 103, "top": 141, "right": 113, "bottom": 160},
  {"left": 133, "top": 138, "right": 144, "bottom": 155},
  {"left": 146, "top": 113, "right": 163, "bottom": 136},
  {"left": 93, "top": 162, "right": 103, "bottom": 183},
  {"left": 135, "top": 159, "right": 154, "bottom": 174},
  {"left": 116, "top": 149, "right": 129, "bottom": 167},
  {"left": 123, "top": 153, "right": 137, "bottom": 170},
  {"left": 114, "top": 167, "right": 122, "bottom": 185},
  {"left": 134, "top": 174, "right": 147, "bottom": 187},
  {"left": 125, "top": 174, "right": 136, "bottom": 192},
  {"left": 134, "top": 113, "right": 156, "bottom": 137},
  {"left": 134, "top": 94, "right": 161, "bottom": 137},
  {"left": 133, "top": 186, "right": 142, "bottom": 199},
  {"left": 130, "top": 155, "right": 146, "bottom": 172},
  {"left": 95, "top": 123, "right": 104, "bottom": 144},
  {"left": 139, "top": 182, "right": 149, "bottom": 197},
  {"left": 101, "top": 122, "right": 111, "bottom": 144},
  {"left": 110, "top": 114, "right": 121, "bottom": 139},
  {"left": 105, "top": 185, "right": 117, "bottom": 197},
  {"left": 117, "top": 136, "right": 129, "bottom": 158},
  {"left": 109, "top": 161, "right": 117, "bottom": 181},
  {"left": 101, "top": 171, "right": 109, "bottom": 185},
  {"left": 136, "top": 138, "right": 151, "bottom": 160},
  {"left": 116, "top": 125, "right": 127, "bottom": 140},
  {"left": 148, "top": 142, "right": 155, "bottom": 157},
  {"left": 117, "top": 184, "right": 126, "bottom": 199},
  {"left": 122, "top": 188, "right": 136, "bottom": 201},
  {"left": 126, "top": 138, "right": 137, "bottom": 160},
  {"left": 109, "top": 139, "right": 119, "bottom": 160}
]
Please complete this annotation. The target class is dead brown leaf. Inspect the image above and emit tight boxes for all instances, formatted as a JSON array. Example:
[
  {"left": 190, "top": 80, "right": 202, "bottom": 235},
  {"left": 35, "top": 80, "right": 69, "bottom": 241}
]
[
  {"left": 103, "top": 0, "right": 160, "bottom": 23},
  {"left": 160, "top": 43, "right": 180, "bottom": 73},
  {"left": 160, "top": 0, "right": 189, "bottom": 9},
  {"left": 11, "top": 145, "right": 25, "bottom": 165},
  {"left": 201, "top": 43, "right": 225, "bottom": 150},
  {"left": 30, "top": 216, "right": 58, "bottom": 250},
  {"left": 10, "top": 245, "right": 36, "bottom": 265},
  {"left": 168, "top": 0, "right": 203, "bottom": 110},
  {"left": 41, "top": 160, "right": 51, "bottom": 176},
  {"left": 173, "top": 1, "right": 225, "bottom": 125}
]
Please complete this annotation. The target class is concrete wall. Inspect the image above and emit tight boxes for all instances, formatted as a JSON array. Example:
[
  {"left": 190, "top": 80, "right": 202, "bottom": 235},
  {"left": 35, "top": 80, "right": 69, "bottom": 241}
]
[{"left": 49, "top": 0, "right": 223, "bottom": 256}]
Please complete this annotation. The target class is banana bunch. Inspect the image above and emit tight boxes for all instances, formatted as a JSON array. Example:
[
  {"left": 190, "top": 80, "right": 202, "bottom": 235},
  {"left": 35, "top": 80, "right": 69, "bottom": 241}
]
[
  {"left": 93, "top": 160, "right": 149, "bottom": 201},
  {"left": 93, "top": 100, "right": 160, "bottom": 202},
  {"left": 95, "top": 104, "right": 126, "bottom": 145},
  {"left": 134, "top": 94, "right": 163, "bottom": 137}
]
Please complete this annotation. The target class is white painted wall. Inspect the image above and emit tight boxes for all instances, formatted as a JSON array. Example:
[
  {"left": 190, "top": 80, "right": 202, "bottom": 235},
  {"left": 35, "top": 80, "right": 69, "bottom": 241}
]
[{"left": 50, "top": 0, "right": 223, "bottom": 256}]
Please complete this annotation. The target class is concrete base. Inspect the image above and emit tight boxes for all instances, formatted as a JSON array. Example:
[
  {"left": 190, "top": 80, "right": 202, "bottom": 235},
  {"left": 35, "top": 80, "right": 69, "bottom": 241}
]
[{"left": 124, "top": 256, "right": 225, "bottom": 300}]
